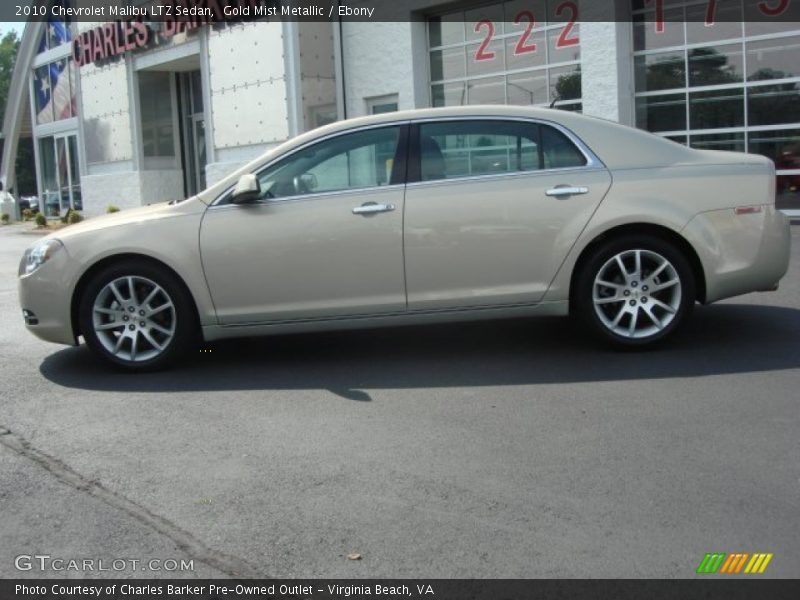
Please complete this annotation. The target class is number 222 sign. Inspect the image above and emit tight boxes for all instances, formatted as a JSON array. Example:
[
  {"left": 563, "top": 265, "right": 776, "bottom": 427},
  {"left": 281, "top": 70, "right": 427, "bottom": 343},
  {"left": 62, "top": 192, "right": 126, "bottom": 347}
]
[{"left": 472, "top": 1, "right": 580, "bottom": 63}]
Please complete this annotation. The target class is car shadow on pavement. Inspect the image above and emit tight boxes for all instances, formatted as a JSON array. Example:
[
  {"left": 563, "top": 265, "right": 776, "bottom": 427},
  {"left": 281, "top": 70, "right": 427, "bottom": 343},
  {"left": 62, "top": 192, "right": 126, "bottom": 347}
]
[{"left": 39, "top": 303, "right": 800, "bottom": 399}]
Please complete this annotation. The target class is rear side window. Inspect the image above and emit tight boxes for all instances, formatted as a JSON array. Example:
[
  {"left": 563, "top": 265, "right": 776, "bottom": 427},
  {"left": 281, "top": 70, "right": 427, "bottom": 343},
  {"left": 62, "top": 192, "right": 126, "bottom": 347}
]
[
  {"left": 540, "top": 125, "right": 588, "bottom": 169},
  {"left": 417, "top": 120, "right": 587, "bottom": 182}
]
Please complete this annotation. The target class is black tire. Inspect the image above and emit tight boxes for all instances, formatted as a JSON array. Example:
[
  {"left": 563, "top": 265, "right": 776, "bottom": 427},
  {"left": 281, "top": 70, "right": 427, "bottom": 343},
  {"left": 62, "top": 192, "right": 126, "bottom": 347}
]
[
  {"left": 78, "top": 260, "right": 197, "bottom": 370},
  {"left": 574, "top": 234, "right": 695, "bottom": 348}
]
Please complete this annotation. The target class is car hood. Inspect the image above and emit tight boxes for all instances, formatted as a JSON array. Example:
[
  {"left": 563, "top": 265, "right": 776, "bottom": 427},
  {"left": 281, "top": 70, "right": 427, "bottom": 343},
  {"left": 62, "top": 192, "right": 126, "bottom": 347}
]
[{"left": 38, "top": 197, "right": 207, "bottom": 245}]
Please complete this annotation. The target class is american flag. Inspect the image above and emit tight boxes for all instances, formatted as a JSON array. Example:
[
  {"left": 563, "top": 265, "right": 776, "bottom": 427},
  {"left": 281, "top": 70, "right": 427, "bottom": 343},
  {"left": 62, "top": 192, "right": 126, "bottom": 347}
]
[{"left": 35, "top": 19, "right": 74, "bottom": 124}]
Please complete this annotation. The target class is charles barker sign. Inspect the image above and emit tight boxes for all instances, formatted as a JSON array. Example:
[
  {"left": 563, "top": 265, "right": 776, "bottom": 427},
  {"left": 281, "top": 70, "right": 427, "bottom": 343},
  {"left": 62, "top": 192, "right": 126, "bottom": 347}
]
[{"left": 71, "top": 0, "right": 273, "bottom": 67}]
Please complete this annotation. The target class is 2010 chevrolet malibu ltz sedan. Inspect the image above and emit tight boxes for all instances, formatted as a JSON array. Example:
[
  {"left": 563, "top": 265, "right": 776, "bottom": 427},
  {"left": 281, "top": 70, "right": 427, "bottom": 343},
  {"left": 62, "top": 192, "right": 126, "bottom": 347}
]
[{"left": 19, "top": 106, "right": 791, "bottom": 370}]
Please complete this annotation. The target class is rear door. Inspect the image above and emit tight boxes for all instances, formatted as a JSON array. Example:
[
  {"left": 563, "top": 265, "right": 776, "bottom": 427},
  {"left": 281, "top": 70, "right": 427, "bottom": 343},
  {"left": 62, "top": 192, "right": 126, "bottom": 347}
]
[{"left": 403, "top": 118, "right": 611, "bottom": 310}]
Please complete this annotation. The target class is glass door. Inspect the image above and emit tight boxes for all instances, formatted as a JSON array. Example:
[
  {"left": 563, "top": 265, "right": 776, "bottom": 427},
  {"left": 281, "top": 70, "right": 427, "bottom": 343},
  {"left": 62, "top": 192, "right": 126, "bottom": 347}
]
[
  {"left": 178, "top": 70, "right": 206, "bottom": 196},
  {"left": 38, "top": 133, "right": 81, "bottom": 217}
]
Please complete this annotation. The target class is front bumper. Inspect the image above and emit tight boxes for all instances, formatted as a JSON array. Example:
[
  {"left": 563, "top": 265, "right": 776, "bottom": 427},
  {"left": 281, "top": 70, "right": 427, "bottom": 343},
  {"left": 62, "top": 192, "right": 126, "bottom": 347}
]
[{"left": 18, "top": 247, "right": 79, "bottom": 346}]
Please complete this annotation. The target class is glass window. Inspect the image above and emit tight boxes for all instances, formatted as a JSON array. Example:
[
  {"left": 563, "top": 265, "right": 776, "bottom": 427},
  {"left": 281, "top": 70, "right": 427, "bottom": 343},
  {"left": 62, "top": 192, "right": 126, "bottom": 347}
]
[
  {"left": 688, "top": 45, "right": 743, "bottom": 86},
  {"left": 689, "top": 88, "right": 744, "bottom": 129},
  {"left": 540, "top": 125, "right": 587, "bottom": 169},
  {"left": 429, "top": 0, "right": 581, "bottom": 109},
  {"left": 636, "top": 93, "right": 687, "bottom": 132},
  {"left": 690, "top": 132, "right": 745, "bottom": 153},
  {"left": 418, "top": 120, "right": 541, "bottom": 181},
  {"left": 466, "top": 76, "right": 506, "bottom": 104},
  {"left": 748, "top": 129, "right": 800, "bottom": 165},
  {"left": 38, "top": 137, "right": 59, "bottom": 217},
  {"left": 38, "top": 18, "right": 72, "bottom": 54},
  {"left": 747, "top": 83, "right": 800, "bottom": 126},
  {"left": 34, "top": 66, "right": 53, "bottom": 125},
  {"left": 632, "top": 0, "right": 800, "bottom": 209},
  {"left": 367, "top": 95, "right": 399, "bottom": 115},
  {"left": 139, "top": 72, "right": 176, "bottom": 158},
  {"left": 746, "top": 36, "right": 800, "bottom": 81},
  {"left": 256, "top": 127, "right": 401, "bottom": 200},
  {"left": 634, "top": 52, "right": 685, "bottom": 92}
]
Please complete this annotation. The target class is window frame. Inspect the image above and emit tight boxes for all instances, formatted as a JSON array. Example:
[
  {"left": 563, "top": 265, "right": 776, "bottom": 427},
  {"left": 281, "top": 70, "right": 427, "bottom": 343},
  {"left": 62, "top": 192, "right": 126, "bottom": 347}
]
[{"left": 406, "top": 117, "right": 602, "bottom": 185}]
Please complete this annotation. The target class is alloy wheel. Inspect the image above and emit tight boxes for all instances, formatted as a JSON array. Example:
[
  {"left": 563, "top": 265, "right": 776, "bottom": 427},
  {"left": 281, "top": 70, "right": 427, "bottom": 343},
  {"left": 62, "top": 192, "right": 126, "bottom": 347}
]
[
  {"left": 91, "top": 275, "right": 177, "bottom": 362},
  {"left": 592, "top": 249, "right": 682, "bottom": 339}
]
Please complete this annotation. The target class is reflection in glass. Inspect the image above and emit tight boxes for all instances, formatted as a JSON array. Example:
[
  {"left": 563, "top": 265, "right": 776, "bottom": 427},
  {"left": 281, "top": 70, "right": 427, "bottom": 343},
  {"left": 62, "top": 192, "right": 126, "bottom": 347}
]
[
  {"left": 430, "top": 47, "right": 465, "bottom": 82},
  {"left": 139, "top": 72, "right": 175, "bottom": 158},
  {"left": 749, "top": 129, "right": 800, "bottom": 166},
  {"left": 689, "top": 88, "right": 743, "bottom": 129},
  {"left": 634, "top": 52, "right": 685, "bottom": 92},
  {"left": 776, "top": 176, "right": 800, "bottom": 210},
  {"left": 38, "top": 137, "right": 59, "bottom": 217},
  {"left": 68, "top": 135, "right": 82, "bottom": 210},
  {"left": 746, "top": 36, "right": 800, "bottom": 81},
  {"left": 549, "top": 66, "right": 581, "bottom": 102},
  {"left": 747, "top": 83, "right": 800, "bottom": 126},
  {"left": 467, "top": 76, "right": 506, "bottom": 104},
  {"left": 429, "top": 17, "right": 464, "bottom": 47},
  {"left": 419, "top": 120, "right": 541, "bottom": 180},
  {"left": 688, "top": 46, "right": 743, "bottom": 87},
  {"left": 432, "top": 82, "right": 467, "bottom": 107},
  {"left": 636, "top": 94, "right": 686, "bottom": 132},
  {"left": 507, "top": 70, "right": 547, "bottom": 105},
  {"left": 690, "top": 131, "right": 745, "bottom": 153},
  {"left": 34, "top": 66, "right": 53, "bottom": 125}
]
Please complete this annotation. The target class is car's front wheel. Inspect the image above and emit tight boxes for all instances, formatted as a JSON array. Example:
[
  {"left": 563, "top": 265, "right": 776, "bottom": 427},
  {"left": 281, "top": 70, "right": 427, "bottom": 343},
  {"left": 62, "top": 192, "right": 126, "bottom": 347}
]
[
  {"left": 575, "top": 235, "right": 695, "bottom": 348},
  {"left": 78, "top": 261, "right": 196, "bottom": 370}
]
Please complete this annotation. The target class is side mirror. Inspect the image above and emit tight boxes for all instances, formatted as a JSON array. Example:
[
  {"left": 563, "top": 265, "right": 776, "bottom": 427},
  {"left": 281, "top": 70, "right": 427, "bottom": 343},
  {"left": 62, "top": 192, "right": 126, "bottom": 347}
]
[{"left": 231, "top": 174, "right": 261, "bottom": 204}]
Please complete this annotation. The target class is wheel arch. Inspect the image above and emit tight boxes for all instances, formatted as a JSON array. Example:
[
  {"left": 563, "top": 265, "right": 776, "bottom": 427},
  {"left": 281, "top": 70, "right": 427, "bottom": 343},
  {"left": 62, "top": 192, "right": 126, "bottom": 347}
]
[
  {"left": 71, "top": 253, "right": 202, "bottom": 341},
  {"left": 568, "top": 223, "right": 707, "bottom": 309}
]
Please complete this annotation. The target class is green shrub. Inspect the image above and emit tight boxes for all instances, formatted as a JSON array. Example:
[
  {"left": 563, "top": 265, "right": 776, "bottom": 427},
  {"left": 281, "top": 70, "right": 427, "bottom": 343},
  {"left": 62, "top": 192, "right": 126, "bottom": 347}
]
[
  {"left": 106, "top": 205, "right": 120, "bottom": 213},
  {"left": 0, "top": 213, "right": 9, "bottom": 224},
  {"left": 21, "top": 208, "right": 33, "bottom": 221},
  {"left": 35, "top": 213, "right": 47, "bottom": 228},
  {"left": 67, "top": 210, "right": 83, "bottom": 224}
]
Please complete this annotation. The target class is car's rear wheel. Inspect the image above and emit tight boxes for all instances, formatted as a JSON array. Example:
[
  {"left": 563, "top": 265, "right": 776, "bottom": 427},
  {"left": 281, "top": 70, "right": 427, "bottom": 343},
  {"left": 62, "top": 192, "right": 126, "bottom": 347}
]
[
  {"left": 575, "top": 235, "right": 695, "bottom": 347},
  {"left": 78, "top": 261, "right": 196, "bottom": 370}
]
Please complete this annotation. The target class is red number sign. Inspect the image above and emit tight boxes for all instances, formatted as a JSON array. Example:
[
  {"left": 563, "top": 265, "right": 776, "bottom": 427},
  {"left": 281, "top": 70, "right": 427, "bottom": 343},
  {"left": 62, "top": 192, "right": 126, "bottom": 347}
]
[{"left": 471, "top": 3, "right": 580, "bottom": 63}]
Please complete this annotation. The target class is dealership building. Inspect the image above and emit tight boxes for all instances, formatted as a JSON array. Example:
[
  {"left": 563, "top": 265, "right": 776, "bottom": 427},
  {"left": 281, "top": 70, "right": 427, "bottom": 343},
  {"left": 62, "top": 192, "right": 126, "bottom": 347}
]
[{"left": 1, "top": 0, "right": 799, "bottom": 218}]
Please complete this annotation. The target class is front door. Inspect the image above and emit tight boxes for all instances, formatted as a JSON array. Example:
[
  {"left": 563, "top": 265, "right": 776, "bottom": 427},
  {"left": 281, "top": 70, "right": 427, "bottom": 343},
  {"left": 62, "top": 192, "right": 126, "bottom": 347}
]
[
  {"left": 403, "top": 119, "right": 611, "bottom": 309},
  {"left": 200, "top": 124, "right": 408, "bottom": 324}
]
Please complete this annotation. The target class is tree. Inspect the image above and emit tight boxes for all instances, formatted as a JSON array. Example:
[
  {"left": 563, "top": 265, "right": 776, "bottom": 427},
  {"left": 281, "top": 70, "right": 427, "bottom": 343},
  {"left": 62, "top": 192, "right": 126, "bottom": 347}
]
[
  {"left": 0, "top": 30, "right": 36, "bottom": 196},
  {"left": 0, "top": 31, "right": 21, "bottom": 126}
]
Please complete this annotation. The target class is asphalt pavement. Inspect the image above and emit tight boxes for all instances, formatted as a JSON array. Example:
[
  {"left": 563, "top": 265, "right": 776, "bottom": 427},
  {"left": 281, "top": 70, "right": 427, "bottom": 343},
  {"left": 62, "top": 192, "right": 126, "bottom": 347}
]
[{"left": 1, "top": 221, "right": 798, "bottom": 578}]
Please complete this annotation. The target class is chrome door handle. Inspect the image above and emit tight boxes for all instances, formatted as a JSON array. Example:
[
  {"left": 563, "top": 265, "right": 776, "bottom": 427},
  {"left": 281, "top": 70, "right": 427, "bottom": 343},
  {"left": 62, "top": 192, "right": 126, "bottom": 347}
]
[
  {"left": 352, "top": 202, "right": 396, "bottom": 215},
  {"left": 546, "top": 186, "right": 589, "bottom": 197}
]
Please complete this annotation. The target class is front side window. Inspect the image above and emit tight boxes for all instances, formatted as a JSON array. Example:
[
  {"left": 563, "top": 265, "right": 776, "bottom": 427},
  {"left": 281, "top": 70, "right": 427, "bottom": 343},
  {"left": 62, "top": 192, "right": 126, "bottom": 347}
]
[
  {"left": 256, "top": 126, "right": 401, "bottom": 200},
  {"left": 417, "top": 120, "right": 585, "bottom": 182}
]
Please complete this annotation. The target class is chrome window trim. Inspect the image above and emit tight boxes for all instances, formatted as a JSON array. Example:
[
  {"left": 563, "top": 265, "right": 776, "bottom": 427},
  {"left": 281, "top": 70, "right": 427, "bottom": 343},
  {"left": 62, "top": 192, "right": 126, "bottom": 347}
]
[
  {"left": 404, "top": 164, "right": 605, "bottom": 191},
  {"left": 209, "top": 183, "right": 406, "bottom": 211},
  {"left": 412, "top": 116, "right": 604, "bottom": 173},
  {"left": 209, "top": 115, "right": 605, "bottom": 208}
]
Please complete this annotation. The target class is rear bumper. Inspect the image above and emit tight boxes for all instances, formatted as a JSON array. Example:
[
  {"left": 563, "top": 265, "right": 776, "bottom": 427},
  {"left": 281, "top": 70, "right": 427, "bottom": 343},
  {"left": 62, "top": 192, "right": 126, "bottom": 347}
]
[{"left": 682, "top": 205, "right": 791, "bottom": 304}]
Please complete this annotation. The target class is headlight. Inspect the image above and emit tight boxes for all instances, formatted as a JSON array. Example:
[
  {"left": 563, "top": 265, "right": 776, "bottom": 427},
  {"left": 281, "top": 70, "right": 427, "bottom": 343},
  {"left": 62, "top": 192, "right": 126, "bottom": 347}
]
[{"left": 19, "top": 239, "right": 64, "bottom": 276}]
